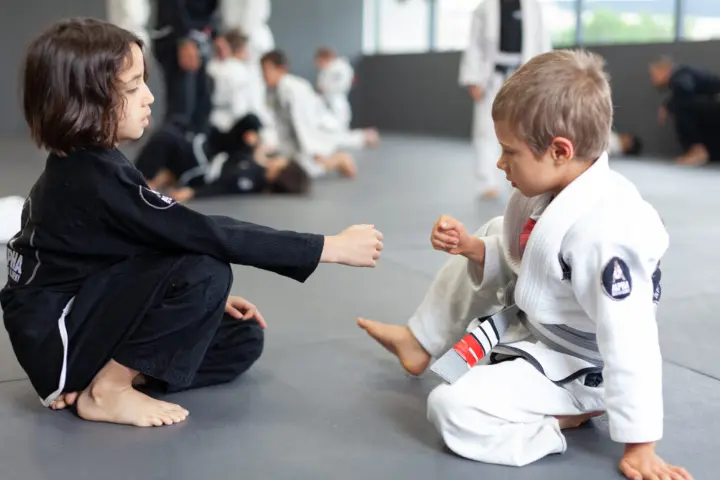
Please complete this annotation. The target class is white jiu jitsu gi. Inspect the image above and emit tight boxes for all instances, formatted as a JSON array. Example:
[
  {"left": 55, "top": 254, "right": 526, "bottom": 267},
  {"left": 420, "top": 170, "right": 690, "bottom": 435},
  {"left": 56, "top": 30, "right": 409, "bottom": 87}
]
[
  {"left": 268, "top": 74, "right": 363, "bottom": 177},
  {"left": 106, "top": 0, "right": 151, "bottom": 46},
  {"left": 220, "top": 0, "right": 275, "bottom": 128},
  {"left": 207, "top": 57, "right": 253, "bottom": 132},
  {"left": 409, "top": 153, "right": 668, "bottom": 466},
  {"left": 0, "top": 196, "right": 25, "bottom": 245},
  {"left": 459, "top": 0, "right": 551, "bottom": 192},
  {"left": 317, "top": 57, "right": 355, "bottom": 131}
]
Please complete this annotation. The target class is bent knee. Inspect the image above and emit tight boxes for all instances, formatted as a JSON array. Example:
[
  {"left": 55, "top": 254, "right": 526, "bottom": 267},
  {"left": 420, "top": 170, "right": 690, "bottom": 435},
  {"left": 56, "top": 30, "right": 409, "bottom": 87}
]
[
  {"left": 427, "top": 384, "right": 466, "bottom": 429},
  {"left": 190, "top": 254, "right": 233, "bottom": 286}
]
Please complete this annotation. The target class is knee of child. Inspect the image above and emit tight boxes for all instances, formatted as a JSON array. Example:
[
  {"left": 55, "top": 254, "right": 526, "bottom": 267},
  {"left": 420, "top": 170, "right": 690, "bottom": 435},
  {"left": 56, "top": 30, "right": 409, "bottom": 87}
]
[
  {"left": 193, "top": 254, "right": 233, "bottom": 289},
  {"left": 427, "top": 383, "right": 468, "bottom": 430},
  {"left": 244, "top": 321, "right": 265, "bottom": 364}
]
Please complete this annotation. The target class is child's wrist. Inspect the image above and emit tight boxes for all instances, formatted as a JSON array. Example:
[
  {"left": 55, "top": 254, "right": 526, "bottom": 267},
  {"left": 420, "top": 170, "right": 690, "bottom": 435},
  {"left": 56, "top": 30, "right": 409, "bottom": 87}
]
[
  {"left": 320, "top": 235, "right": 340, "bottom": 263},
  {"left": 461, "top": 237, "right": 485, "bottom": 263}
]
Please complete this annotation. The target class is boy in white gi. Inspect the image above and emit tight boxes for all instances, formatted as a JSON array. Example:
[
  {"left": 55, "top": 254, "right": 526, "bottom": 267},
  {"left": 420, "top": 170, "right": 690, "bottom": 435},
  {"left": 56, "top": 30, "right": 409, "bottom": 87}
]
[{"left": 358, "top": 50, "right": 693, "bottom": 480}]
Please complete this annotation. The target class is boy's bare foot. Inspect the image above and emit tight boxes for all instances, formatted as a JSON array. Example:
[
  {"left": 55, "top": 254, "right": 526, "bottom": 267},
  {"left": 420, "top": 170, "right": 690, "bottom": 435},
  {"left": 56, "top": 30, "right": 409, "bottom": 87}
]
[
  {"left": 357, "top": 318, "right": 431, "bottom": 375},
  {"left": 555, "top": 411, "right": 604, "bottom": 429},
  {"left": 76, "top": 360, "right": 189, "bottom": 427},
  {"left": 50, "top": 391, "right": 80, "bottom": 410}
]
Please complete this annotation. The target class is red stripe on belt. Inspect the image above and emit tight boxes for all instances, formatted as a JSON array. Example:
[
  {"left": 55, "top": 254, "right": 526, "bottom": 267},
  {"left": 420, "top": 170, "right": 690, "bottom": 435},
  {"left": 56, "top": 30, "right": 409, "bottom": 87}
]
[{"left": 452, "top": 333, "right": 485, "bottom": 368}]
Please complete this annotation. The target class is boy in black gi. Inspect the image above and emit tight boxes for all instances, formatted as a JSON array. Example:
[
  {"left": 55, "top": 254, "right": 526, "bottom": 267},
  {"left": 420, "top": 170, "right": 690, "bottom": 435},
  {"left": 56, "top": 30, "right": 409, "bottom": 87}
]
[{"left": 1, "top": 18, "right": 384, "bottom": 428}]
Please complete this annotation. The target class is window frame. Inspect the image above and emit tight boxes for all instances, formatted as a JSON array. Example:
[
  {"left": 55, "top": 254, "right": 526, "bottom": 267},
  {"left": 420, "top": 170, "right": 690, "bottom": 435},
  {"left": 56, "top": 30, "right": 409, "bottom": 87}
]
[{"left": 363, "top": 0, "right": 715, "bottom": 55}]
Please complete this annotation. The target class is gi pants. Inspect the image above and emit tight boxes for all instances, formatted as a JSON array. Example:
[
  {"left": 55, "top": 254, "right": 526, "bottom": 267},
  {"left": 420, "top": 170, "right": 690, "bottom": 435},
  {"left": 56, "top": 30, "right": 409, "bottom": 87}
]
[
  {"left": 153, "top": 35, "right": 213, "bottom": 135},
  {"left": 472, "top": 69, "right": 514, "bottom": 191},
  {"left": 134, "top": 122, "right": 201, "bottom": 186},
  {"left": 408, "top": 218, "right": 602, "bottom": 467},
  {"left": 671, "top": 96, "right": 720, "bottom": 160},
  {"left": 63, "top": 254, "right": 263, "bottom": 395}
]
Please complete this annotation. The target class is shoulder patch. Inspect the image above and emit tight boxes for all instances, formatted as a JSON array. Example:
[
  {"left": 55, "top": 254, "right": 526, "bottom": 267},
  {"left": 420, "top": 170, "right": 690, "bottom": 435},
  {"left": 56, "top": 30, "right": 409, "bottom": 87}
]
[
  {"left": 139, "top": 186, "right": 177, "bottom": 210},
  {"left": 601, "top": 257, "right": 632, "bottom": 300}
]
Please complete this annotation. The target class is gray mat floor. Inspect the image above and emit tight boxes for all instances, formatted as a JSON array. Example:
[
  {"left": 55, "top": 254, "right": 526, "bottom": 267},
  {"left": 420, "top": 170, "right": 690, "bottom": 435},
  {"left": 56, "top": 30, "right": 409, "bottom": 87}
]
[{"left": 0, "top": 135, "right": 716, "bottom": 479}]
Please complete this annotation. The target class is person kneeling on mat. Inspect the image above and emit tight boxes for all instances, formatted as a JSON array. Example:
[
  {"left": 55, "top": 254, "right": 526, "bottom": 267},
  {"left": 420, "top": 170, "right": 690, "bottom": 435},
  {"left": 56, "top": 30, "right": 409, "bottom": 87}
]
[
  {"left": 2, "top": 18, "right": 384, "bottom": 428},
  {"left": 357, "top": 50, "right": 692, "bottom": 480}
]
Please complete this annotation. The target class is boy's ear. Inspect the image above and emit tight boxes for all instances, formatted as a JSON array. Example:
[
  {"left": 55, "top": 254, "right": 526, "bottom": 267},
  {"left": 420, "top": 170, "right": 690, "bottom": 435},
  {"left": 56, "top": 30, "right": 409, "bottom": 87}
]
[{"left": 549, "top": 136, "right": 574, "bottom": 165}]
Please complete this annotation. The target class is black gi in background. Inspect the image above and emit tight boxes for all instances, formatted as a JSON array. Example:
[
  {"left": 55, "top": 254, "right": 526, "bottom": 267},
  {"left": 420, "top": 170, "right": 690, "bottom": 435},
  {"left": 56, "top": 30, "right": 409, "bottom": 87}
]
[{"left": 153, "top": 0, "right": 219, "bottom": 135}]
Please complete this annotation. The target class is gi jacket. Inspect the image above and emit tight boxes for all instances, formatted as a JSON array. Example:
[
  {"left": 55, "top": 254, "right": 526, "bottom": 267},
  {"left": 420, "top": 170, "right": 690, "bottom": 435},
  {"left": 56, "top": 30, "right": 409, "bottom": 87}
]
[{"left": 1, "top": 146, "right": 323, "bottom": 401}]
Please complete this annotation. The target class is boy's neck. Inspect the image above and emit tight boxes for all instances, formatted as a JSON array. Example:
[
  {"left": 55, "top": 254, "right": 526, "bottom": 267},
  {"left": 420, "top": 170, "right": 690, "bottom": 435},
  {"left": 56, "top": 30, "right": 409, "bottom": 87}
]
[{"left": 551, "top": 157, "right": 596, "bottom": 195}]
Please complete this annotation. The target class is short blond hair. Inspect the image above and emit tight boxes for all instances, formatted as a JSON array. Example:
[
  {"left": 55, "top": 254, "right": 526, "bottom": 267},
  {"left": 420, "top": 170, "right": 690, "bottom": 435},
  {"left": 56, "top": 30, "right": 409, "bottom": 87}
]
[{"left": 492, "top": 49, "right": 613, "bottom": 160}]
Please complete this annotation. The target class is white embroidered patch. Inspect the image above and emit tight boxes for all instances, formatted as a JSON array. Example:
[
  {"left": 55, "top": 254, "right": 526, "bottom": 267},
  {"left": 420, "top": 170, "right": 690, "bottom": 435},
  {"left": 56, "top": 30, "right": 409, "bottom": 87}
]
[
  {"left": 6, "top": 247, "right": 23, "bottom": 282},
  {"left": 139, "top": 186, "right": 177, "bottom": 210}
]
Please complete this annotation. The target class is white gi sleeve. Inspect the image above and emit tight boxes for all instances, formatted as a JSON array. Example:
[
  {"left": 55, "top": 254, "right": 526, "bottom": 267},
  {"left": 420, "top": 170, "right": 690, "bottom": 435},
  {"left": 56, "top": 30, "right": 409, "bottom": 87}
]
[
  {"left": 467, "top": 234, "right": 514, "bottom": 294},
  {"left": 283, "top": 81, "right": 332, "bottom": 157},
  {"left": 569, "top": 222, "right": 668, "bottom": 444},
  {"left": 459, "top": 2, "right": 491, "bottom": 87},
  {"left": 321, "top": 61, "right": 354, "bottom": 95}
]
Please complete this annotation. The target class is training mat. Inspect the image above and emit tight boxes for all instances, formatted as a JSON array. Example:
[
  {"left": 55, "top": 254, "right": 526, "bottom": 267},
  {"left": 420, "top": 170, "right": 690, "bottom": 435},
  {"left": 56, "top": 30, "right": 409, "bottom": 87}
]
[{"left": 0, "top": 136, "right": 718, "bottom": 479}]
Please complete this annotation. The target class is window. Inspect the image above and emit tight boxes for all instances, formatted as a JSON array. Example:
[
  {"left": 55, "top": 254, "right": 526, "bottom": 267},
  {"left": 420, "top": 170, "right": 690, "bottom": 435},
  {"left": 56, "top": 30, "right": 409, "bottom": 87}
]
[
  {"left": 682, "top": 0, "right": 720, "bottom": 41},
  {"left": 372, "top": 0, "right": 432, "bottom": 54},
  {"left": 363, "top": 0, "right": 714, "bottom": 54},
  {"left": 433, "top": 0, "right": 483, "bottom": 51},
  {"left": 539, "top": 0, "right": 579, "bottom": 47},
  {"left": 580, "top": 0, "right": 676, "bottom": 45}
]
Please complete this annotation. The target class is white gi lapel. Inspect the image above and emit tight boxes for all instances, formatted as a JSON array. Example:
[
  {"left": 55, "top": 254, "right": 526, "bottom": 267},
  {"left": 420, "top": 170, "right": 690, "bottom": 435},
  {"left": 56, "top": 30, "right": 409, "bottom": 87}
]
[{"left": 514, "top": 153, "right": 611, "bottom": 313}]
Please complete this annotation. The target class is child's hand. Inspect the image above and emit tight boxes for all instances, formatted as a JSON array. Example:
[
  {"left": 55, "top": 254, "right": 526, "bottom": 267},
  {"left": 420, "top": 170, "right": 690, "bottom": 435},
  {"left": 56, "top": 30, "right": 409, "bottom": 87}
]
[
  {"left": 431, "top": 215, "right": 470, "bottom": 255},
  {"left": 226, "top": 296, "right": 266, "bottom": 329},
  {"left": 619, "top": 443, "right": 692, "bottom": 480},
  {"left": 323, "top": 225, "right": 384, "bottom": 267}
]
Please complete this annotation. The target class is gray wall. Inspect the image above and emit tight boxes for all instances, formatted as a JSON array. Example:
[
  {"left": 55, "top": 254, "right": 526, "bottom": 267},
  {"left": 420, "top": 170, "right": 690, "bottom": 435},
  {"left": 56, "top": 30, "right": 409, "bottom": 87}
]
[
  {"left": 354, "top": 41, "right": 720, "bottom": 157},
  {"left": 268, "top": 0, "right": 364, "bottom": 90},
  {"left": 0, "top": 0, "right": 107, "bottom": 138}
]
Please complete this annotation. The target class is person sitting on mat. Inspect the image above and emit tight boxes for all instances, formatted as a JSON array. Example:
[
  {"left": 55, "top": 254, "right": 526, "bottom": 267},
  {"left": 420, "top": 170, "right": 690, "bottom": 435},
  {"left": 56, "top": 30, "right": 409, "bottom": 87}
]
[{"left": 2, "top": 17, "right": 384, "bottom": 428}]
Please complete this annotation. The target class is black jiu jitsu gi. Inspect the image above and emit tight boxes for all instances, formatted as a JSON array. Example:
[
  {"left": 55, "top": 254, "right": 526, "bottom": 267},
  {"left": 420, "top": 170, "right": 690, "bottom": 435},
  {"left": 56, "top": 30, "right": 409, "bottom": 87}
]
[{"left": 1, "top": 146, "right": 323, "bottom": 405}]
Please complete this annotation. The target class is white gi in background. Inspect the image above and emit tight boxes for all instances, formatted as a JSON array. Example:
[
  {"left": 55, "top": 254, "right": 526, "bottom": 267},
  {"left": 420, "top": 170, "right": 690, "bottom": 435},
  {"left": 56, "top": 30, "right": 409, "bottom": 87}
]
[
  {"left": 460, "top": 0, "right": 551, "bottom": 195},
  {"left": 106, "top": 0, "right": 151, "bottom": 46},
  {"left": 220, "top": 0, "right": 275, "bottom": 130},
  {"left": 409, "top": 153, "right": 667, "bottom": 466},
  {"left": 207, "top": 57, "right": 253, "bottom": 132},
  {"left": 0, "top": 196, "right": 25, "bottom": 245},
  {"left": 268, "top": 73, "right": 365, "bottom": 178},
  {"left": 317, "top": 56, "right": 355, "bottom": 131}
]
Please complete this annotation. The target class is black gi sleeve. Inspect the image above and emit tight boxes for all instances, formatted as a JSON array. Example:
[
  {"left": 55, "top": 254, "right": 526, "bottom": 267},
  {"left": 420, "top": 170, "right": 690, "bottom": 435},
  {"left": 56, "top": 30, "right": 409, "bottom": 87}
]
[{"left": 98, "top": 167, "right": 324, "bottom": 283}]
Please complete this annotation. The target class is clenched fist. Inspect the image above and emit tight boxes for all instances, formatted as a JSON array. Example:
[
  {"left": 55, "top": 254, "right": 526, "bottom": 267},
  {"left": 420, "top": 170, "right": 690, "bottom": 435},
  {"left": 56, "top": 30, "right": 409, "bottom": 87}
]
[
  {"left": 321, "top": 225, "right": 384, "bottom": 267},
  {"left": 431, "top": 215, "right": 471, "bottom": 255}
]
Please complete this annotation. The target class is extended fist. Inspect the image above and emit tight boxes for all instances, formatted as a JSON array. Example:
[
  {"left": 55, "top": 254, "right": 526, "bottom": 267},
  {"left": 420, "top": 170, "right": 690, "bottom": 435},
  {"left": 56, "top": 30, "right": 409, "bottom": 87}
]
[
  {"left": 329, "top": 224, "right": 384, "bottom": 267},
  {"left": 431, "top": 215, "right": 471, "bottom": 255}
]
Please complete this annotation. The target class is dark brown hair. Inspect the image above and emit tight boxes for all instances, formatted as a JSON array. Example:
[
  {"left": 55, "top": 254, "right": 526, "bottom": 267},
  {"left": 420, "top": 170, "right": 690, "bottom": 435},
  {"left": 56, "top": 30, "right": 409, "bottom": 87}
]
[
  {"left": 223, "top": 28, "right": 248, "bottom": 53},
  {"left": 260, "top": 50, "right": 289, "bottom": 68},
  {"left": 23, "top": 18, "right": 145, "bottom": 154},
  {"left": 269, "top": 161, "right": 310, "bottom": 194}
]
